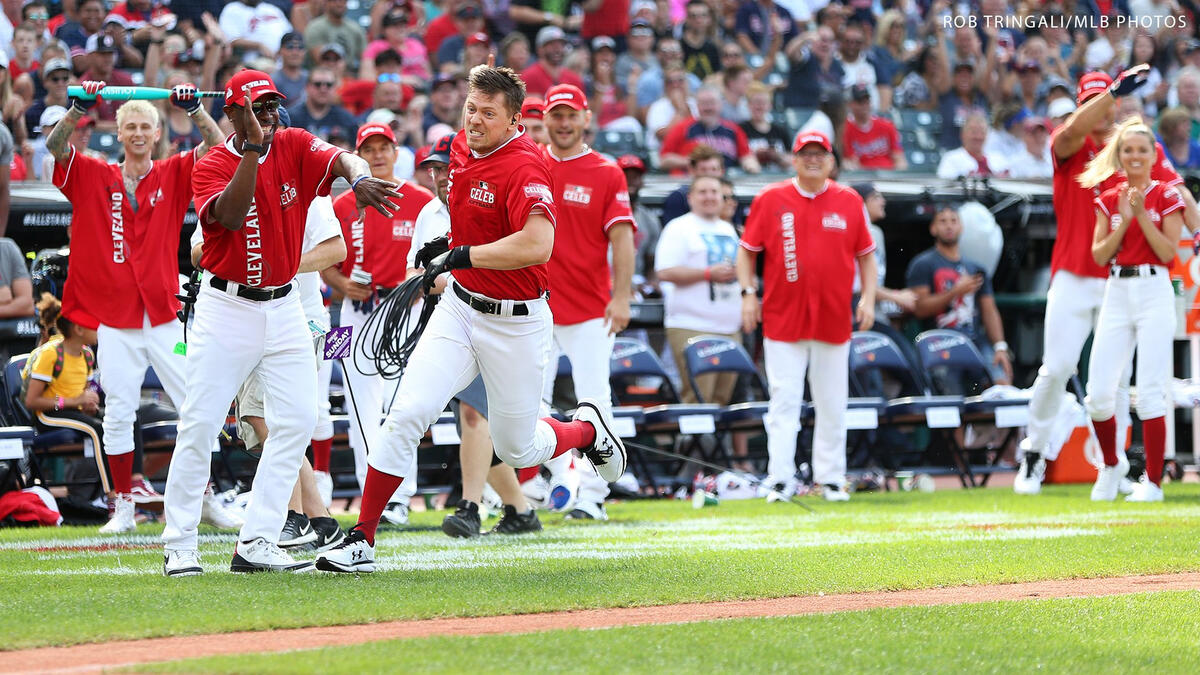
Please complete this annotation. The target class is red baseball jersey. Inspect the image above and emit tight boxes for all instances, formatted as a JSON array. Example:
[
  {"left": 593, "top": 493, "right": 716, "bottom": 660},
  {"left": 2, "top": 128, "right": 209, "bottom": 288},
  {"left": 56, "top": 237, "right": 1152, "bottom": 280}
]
[
  {"left": 193, "top": 129, "right": 345, "bottom": 287},
  {"left": 543, "top": 147, "right": 635, "bottom": 324},
  {"left": 52, "top": 146, "right": 196, "bottom": 329},
  {"left": 447, "top": 129, "right": 558, "bottom": 300},
  {"left": 332, "top": 179, "right": 434, "bottom": 289},
  {"left": 740, "top": 179, "right": 875, "bottom": 344},
  {"left": 1094, "top": 181, "right": 1184, "bottom": 267},
  {"left": 842, "top": 116, "right": 901, "bottom": 170},
  {"left": 1051, "top": 130, "right": 1181, "bottom": 279}
]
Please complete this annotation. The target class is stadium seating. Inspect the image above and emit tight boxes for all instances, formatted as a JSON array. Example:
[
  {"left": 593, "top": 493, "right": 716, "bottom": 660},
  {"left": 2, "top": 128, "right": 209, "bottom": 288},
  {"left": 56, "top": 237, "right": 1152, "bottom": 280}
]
[
  {"left": 87, "top": 132, "right": 119, "bottom": 154},
  {"left": 593, "top": 130, "right": 645, "bottom": 158},
  {"left": 1, "top": 355, "right": 90, "bottom": 490}
]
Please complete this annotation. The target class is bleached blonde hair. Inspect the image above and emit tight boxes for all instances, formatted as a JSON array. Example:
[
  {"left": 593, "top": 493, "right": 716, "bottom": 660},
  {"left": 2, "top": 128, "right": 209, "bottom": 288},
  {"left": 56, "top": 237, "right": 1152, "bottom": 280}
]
[
  {"left": 115, "top": 99, "right": 160, "bottom": 129},
  {"left": 1077, "top": 116, "right": 1157, "bottom": 188}
]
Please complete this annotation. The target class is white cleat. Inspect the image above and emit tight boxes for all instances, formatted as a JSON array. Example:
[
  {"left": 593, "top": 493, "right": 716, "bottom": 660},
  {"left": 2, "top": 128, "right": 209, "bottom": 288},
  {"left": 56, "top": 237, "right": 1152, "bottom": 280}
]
[
  {"left": 201, "top": 489, "right": 245, "bottom": 530},
  {"left": 821, "top": 484, "right": 850, "bottom": 502},
  {"left": 315, "top": 527, "right": 376, "bottom": 573},
  {"left": 163, "top": 549, "right": 203, "bottom": 577},
  {"left": 1013, "top": 455, "right": 1046, "bottom": 496},
  {"left": 1090, "top": 456, "right": 1130, "bottom": 502},
  {"left": 572, "top": 399, "right": 627, "bottom": 483},
  {"left": 1125, "top": 477, "right": 1164, "bottom": 502},
  {"left": 99, "top": 494, "right": 136, "bottom": 534},
  {"left": 521, "top": 474, "right": 551, "bottom": 510},
  {"left": 230, "top": 538, "right": 314, "bottom": 573}
]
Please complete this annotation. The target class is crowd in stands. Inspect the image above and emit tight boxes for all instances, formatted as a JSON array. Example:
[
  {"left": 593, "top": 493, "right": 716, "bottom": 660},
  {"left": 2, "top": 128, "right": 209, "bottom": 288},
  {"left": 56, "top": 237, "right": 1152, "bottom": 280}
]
[{"left": 0, "top": 0, "right": 1195, "bottom": 189}]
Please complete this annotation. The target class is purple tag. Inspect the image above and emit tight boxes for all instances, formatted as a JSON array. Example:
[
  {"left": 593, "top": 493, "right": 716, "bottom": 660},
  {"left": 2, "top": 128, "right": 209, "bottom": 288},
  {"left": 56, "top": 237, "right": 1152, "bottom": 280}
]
[{"left": 323, "top": 325, "right": 353, "bottom": 360}]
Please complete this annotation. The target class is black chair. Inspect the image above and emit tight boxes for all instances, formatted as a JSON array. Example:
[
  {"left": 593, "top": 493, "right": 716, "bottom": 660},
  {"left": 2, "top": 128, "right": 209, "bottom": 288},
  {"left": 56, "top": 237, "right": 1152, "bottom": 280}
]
[
  {"left": 593, "top": 131, "right": 645, "bottom": 158},
  {"left": 3, "top": 354, "right": 93, "bottom": 490}
]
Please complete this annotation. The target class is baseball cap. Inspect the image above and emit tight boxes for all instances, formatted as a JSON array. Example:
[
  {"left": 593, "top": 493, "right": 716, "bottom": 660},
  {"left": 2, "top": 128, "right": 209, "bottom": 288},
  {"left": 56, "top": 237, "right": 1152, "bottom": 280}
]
[
  {"left": 422, "top": 133, "right": 456, "bottom": 166},
  {"left": 850, "top": 182, "right": 876, "bottom": 200},
  {"left": 366, "top": 108, "right": 398, "bottom": 126},
  {"left": 86, "top": 33, "right": 118, "bottom": 53},
  {"left": 356, "top": 122, "right": 396, "bottom": 149},
  {"left": 521, "top": 96, "right": 545, "bottom": 120},
  {"left": 76, "top": 116, "right": 96, "bottom": 130},
  {"left": 224, "top": 69, "right": 285, "bottom": 107},
  {"left": 536, "top": 25, "right": 567, "bottom": 49},
  {"left": 280, "top": 31, "right": 304, "bottom": 49},
  {"left": 1047, "top": 97, "right": 1076, "bottom": 119},
  {"left": 413, "top": 144, "right": 432, "bottom": 168},
  {"left": 382, "top": 9, "right": 409, "bottom": 27},
  {"left": 545, "top": 83, "right": 587, "bottom": 111},
  {"left": 466, "top": 31, "right": 490, "bottom": 47},
  {"left": 630, "top": 19, "right": 655, "bottom": 36},
  {"left": 39, "top": 105, "right": 67, "bottom": 128},
  {"left": 42, "top": 58, "right": 70, "bottom": 77},
  {"left": 320, "top": 43, "right": 346, "bottom": 60},
  {"left": 454, "top": 2, "right": 483, "bottom": 19},
  {"left": 431, "top": 71, "right": 461, "bottom": 90},
  {"left": 1077, "top": 71, "right": 1113, "bottom": 104},
  {"left": 792, "top": 130, "right": 832, "bottom": 153},
  {"left": 617, "top": 154, "right": 646, "bottom": 172},
  {"left": 849, "top": 84, "right": 871, "bottom": 102},
  {"left": 592, "top": 36, "right": 616, "bottom": 52},
  {"left": 1023, "top": 116, "right": 1051, "bottom": 132}
]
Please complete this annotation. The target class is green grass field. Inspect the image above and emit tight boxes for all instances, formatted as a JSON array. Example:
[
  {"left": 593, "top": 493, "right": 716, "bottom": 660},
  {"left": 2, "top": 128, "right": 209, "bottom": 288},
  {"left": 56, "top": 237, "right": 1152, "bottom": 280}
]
[{"left": 4, "top": 484, "right": 1200, "bottom": 670}]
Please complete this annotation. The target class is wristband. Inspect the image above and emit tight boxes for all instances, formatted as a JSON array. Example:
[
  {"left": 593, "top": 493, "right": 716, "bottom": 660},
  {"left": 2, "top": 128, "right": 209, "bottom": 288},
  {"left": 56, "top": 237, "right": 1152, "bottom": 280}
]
[
  {"left": 351, "top": 175, "right": 369, "bottom": 191},
  {"left": 704, "top": 268, "right": 712, "bottom": 282},
  {"left": 741, "top": 286, "right": 757, "bottom": 297},
  {"left": 242, "top": 142, "right": 265, "bottom": 155},
  {"left": 55, "top": 396, "right": 64, "bottom": 411},
  {"left": 994, "top": 341, "right": 1009, "bottom": 353}
]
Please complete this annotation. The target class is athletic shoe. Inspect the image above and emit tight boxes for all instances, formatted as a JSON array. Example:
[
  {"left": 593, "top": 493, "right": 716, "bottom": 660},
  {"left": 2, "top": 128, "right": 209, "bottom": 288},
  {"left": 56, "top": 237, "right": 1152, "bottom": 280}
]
[
  {"left": 128, "top": 477, "right": 164, "bottom": 504},
  {"left": 163, "top": 549, "right": 203, "bottom": 577},
  {"left": 548, "top": 465, "right": 580, "bottom": 513},
  {"left": 564, "top": 501, "right": 608, "bottom": 521},
  {"left": 442, "top": 499, "right": 481, "bottom": 538},
  {"left": 481, "top": 483, "right": 504, "bottom": 514},
  {"left": 279, "top": 510, "right": 318, "bottom": 549},
  {"left": 1013, "top": 453, "right": 1046, "bottom": 496},
  {"left": 487, "top": 505, "right": 542, "bottom": 535},
  {"left": 99, "top": 494, "right": 136, "bottom": 534},
  {"left": 201, "top": 488, "right": 245, "bottom": 530},
  {"left": 314, "top": 526, "right": 376, "bottom": 573},
  {"left": 521, "top": 474, "right": 551, "bottom": 510},
  {"left": 1125, "top": 477, "right": 1164, "bottom": 502},
  {"left": 1091, "top": 456, "right": 1130, "bottom": 501},
  {"left": 230, "top": 537, "right": 314, "bottom": 573},
  {"left": 314, "top": 470, "right": 334, "bottom": 508},
  {"left": 572, "top": 398, "right": 627, "bottom": 483},
  {"left": 309, "top": 516, "right": 346, "bottom": 552},
  {"left": 1118, "top": 477, "right": 1136, "bottom": 495},
  {"left": 822, "top": 484, "right": 850, "bottom": 502},
  {"left": 380, "top": 501, "right": 409, "bottom": 526}
]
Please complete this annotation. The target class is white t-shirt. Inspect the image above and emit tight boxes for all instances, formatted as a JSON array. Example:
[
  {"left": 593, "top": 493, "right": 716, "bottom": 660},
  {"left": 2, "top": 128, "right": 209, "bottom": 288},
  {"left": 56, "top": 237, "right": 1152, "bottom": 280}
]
[
  {"left": 998, "top": 147, "right": 1053, "bottom": 179},
  {"left": 219, "top": 2, "right": 292, "bottom": 59},
  {"left": 654, "top": 212, "right": 741, "bottom": 334},
  {"left": 644, "top": 97, "right": 697, "bottom": 157},
  {"left": 936, "top": 147, "right": 1002, "bottom": 179}
]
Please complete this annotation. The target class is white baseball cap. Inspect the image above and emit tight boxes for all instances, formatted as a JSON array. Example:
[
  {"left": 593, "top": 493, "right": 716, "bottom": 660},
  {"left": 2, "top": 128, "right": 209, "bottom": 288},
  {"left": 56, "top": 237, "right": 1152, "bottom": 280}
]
[
  {"left": 40, "top": 105, "right": 68, "bottom": 128},
  {"left": 1047, "top": 97, "right": 1076, "bottom": 119}
]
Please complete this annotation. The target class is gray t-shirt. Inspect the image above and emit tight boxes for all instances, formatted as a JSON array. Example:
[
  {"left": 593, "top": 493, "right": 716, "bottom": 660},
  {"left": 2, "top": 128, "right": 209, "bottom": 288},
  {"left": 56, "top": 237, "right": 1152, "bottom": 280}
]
[
  {"left": 0, "top": 238, "right": 29, "bottom": 292},
  {"left": 0, "top": 121, "right": 13, "bottom": 167}
]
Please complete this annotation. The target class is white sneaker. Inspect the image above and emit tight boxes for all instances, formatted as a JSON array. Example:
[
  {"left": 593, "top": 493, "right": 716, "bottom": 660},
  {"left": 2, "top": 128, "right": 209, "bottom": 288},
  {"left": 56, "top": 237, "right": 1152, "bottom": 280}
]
[
  {"left": 1125, "top": 477, "right": 1164, "bottom": 502},
  {"left": 315, "top": 527, "right": 376, "bottom": 573},
  {"left": 314, "top": 470, "right": 333, "bottom": 508},
  {"left": 521, "top": 474, "right": 551, "bottom": 510},
  {"left": 822, "top": 484, "right": 851, "bottom": 502},
  {"left": 481, "top": 483, "right": 504, "bottom": 514},
  {"left": 380, "top": 501, "right": 409, "bottom": 526},
  {"left": 1090, "top": 456, "right": 1130, "bottom": 501},
  {"left": 548, "top": 464, "right": 580, "bottom": 513},
  {"left": 1118, "top": 477, "right": 1136, "bottom": 495},
  {"left": 201, "top": 489, "right": 245, "bottom": 530},
  {"left": 1013, "top": 455, "right": 1046, "bottom": 495},
  {"left": 99, "top": 494, "right": 136, "bottom": 534},
  {"left": 163, "top": 549, "right": 203, "bottom": 577},
  {"left": 572, "top": 399, "right": 627, "bottom": 483},
  {"left": 230, "top": 537, "right": 314, "bottom": 573}
]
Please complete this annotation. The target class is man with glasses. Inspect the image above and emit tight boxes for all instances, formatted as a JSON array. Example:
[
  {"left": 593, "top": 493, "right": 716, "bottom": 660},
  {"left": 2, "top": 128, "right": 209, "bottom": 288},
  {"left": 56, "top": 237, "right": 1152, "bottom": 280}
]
[
  {"left": 615, "top": 18, "right": 656, "bottom": 87},
  {"left": 637, "top": 37, "right": 700, "bottom": 114},
  {"left": 161, "top": 70, "right": 401, "bottom": 576},
  {"left": 737, "top": 131, "right": 877, "bottom": 503},
  {"left": 25, "top": 58, "right": 71, "bottom": 137},
  {"left": 838, "top": 23, "right": 876, "bottom": 108},
  {"left": 286, "top": 67, "right": 358, "bottom": 149},
  {"left": 273, "top": 32, "right": 308, "bottom": 104}
]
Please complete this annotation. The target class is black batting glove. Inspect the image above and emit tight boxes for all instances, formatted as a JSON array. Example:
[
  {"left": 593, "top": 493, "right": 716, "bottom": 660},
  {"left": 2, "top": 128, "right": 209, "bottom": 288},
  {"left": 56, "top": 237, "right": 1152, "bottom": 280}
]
[
  {"left": 414, "top": 235, "right": 450, "bottom": 270},
  {"left": 1110, "top": 65, "right": 1149, "bottom": 98},
  {"left": 170, "top": 82, "right": 202, "bottom": 113},
  {"left": 421, "top": 246, "right": 472, "bottom": 293}
]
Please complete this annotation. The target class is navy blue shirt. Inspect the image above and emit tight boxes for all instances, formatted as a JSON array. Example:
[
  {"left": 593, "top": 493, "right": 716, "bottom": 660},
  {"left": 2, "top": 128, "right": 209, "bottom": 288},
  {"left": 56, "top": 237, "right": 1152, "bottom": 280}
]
[
  {"left": 905, "top": 248, "right": 992, "bottom": 343},
  {"left": 734, "top": 1, "right": 797, "bottom": 53}
]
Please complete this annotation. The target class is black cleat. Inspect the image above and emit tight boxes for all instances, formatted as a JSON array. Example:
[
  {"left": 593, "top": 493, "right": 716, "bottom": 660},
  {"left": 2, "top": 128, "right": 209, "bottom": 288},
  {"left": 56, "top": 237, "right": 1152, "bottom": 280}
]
[
  {"left": 487, "top": 505, "right": 542, "bottom": 535},
  {"left": 441, "top": 499, "right": 481, "bottom": 538}
]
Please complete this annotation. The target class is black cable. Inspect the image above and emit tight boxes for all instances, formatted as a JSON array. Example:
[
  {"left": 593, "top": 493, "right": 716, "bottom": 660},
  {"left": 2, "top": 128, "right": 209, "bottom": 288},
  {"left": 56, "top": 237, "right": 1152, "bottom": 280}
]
[{"left": 352, "top": 276, "right": 439, "bottom": 380}]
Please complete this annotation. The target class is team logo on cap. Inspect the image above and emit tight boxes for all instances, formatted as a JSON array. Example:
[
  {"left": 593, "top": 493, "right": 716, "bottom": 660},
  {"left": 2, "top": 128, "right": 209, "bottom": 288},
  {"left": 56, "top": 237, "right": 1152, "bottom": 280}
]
[
  {"left": 548, "top": 92, "right": 576, "bottom": 103},
  {"left": 563, "top": 184, "right": 592, "bottom": 205}
]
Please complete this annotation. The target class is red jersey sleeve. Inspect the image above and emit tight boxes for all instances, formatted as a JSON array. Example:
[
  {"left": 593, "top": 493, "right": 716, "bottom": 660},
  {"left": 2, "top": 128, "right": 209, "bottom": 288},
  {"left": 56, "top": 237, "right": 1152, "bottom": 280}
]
[
  {"left": 660, "top": 119, "right": 690, "bottom": 158},
  {"left": 734, "top": 124, "right": 750, "bottom": 159},
  {"left": 163, "top": 148, "right": 198, "bottom": 200},
  {"left": 51, "top": 146, "right": 108, "bottom": 197},
  {"left": 1159, "top": 184, "right": 1186, "bottom": 217},
  {"left": 192, "top": 151, "right": 236, "bottom": 225},
  {"left": 601, "top": 164, "right": 635, "bottom": 233},
  {"left": 507, "top": 162, "right": 557, "bottom": 230},
  {"left": 290, "top": 129, "right": 347, "bottom": 200},
  {"left": 740, "top": 191, "right": 769, "bottom": 252},
  {"left": 1094, "top": 187, "right": 1120, "bottom": 218}
]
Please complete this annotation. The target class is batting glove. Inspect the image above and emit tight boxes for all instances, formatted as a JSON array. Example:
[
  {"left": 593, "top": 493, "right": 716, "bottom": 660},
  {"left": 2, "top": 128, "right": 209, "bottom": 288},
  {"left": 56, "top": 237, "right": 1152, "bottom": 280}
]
[
  {"left": 422, "top": 246, "right": 472, "bottom": 293},
  {"left": 70, "top": 80, "right": 105, "bottom": 114},
  {"left": 414, "top": 235, "right": 450, "bottom": 270},
  {"left": 1109, "top": 66, "right": 1149, "bottom": 98},
  {"left": 170, "top": 82, "right": 202, "bottom": 113}
]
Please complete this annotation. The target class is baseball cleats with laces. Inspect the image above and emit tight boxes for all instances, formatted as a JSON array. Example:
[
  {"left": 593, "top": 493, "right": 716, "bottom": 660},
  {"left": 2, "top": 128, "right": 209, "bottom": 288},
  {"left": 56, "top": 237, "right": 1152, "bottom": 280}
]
[
  {"left": 573, "top": 398, "right": 627, "bottom": 483},
  {"left": 309, "top": 516, "right": 346, "bottom": 552},
  {"left": 315, "top": 526, "right": 376, "bottom": 573},
  {"left": 99, "top": 494, "right": 136, "bottom": 534},
  {"left": 279, "top": 511, "right": 318, "bottom": 549},
  {"left": 1091, "top": 455, "right": 1130, "bottom": 501},
  {"left": 163, "top": 549, "right": 203, "bottom": 577},
  {"left": 230, "top": 538, "right": 314, "bottom": 573},
  {"left": 1013, "top": 452, "right": 1046, "bottom": 495},
  {"left": 380, "top": 501, "right": 410, "bottom": 526},
  {"left": 487, "top": 505, "right": 542, "bottom": 534},
  {"left": 442, "top": 499, "right": 481, "bottom": 538}
]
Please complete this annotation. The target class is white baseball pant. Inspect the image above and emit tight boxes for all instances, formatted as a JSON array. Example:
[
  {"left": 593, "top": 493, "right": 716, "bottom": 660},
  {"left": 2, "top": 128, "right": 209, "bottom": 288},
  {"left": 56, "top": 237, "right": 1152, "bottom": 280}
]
[
  {"left": 162, "top": 283, "right": 318, "bottom": 551},
  {"left": 96, "top": 316, "right": 189, "bottom": 457},
  {"left": 368, "top": 281, "right": 559, "bottom": 477},
  {"left": 763, "top": 338, "right": 850, "bottom": 488},
  {"left": 314, "top": 355, "right": 333, "bottom": 442},
  {"left": 1026, "top": 271, "right": 1132, "bottom": 460},
  {"left": 541, "top": 317, "right": 615, "bottom": 495},
  {"left": 1086, "top": 271, "right": 1174, "bottom": 421}
]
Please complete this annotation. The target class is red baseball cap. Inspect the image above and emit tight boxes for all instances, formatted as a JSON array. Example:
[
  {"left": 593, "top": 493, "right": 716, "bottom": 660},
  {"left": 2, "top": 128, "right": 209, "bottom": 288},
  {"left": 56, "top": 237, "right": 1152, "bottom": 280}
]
[
  {"left": 521, "top": 96, "right": 545, "bottom": 120},
  {"left": 544, "top": 84, "right": 588, "bottom": 111},
  {"left": 1077, "top": 71, "right": 1113, "bottom": 104},
  {"left": 413, "top": 144, "right": 432, "bottom": 169},
  {"left": 792, "top": 130, "right": 832, "bottom": 154},
  {"left": 617, "top": 154, "right": 645, "bottom": 172},
  {"left": 355, "top": 123, "right": 396, "bottom": 149},
  {"left": 466, "top": 31, "right": 490, "bottom": 47},
  {"left": 224, "top": 69, "right": 285, "bottom": 107}
]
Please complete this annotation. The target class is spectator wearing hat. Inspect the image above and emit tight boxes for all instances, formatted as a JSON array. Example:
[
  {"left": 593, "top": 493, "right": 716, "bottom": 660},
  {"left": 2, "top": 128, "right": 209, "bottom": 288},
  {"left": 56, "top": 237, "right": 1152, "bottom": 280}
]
[
  {"left": 938, "top": 60, "right": 989, "bottom": 150},
  {"left": 937, "top": 112, "right": 1000, "bottom": 179},
  {"left": 740, "top": 82, "right": 790, "bottom": 170},
  {"left": 520, "top": 96, "right": 548, "bottom": 145},
  {"left": 303, "top": 0, "right": 366, "bottom": 72},
  {"left": 616, "top": 19, "right": 656, "bottom": 88},
  {"left": 363, "top": 9, "right": 430, "bottom": 85},
  {"left": 680, "top": 0, "right": 720, "bottom": 81},
  {"left": 510, "top": 0, "right": 582, "bottom": 47},
  {"left": 426, "top": 1, "right": 484, "bottom": 59},
  {"left": 274, "top": 32, "right": 309, "bottom": 105},
  {"left": 24, "top": 58, "right": 69, "bottom": 137},
  {"left": 314, "top": 43, "right": 353, "bottom": 81},
  {"left": 1004, "top": 59, "right": 1045, "bottom": 115},
  {"left": 219, "top": 0, "right": 293, "bottom": 63},
  {"left": 997, "top": 116, "right": 1053, "bottom": 179},
  {"left": 367, "top": 0, "right": 425, "bottom": 41},
  {"left": 784, "top": 26, "right": 845, "bottom": 109},
  {"left": 1047, "top": 97, "right": 1076, "bottom": 128},
  {"left": 438, "top": 30, "right": 490, "bottom": 73},
  {"left": 37, "top": 114, "right": 96, "bottom": 181},
  {"left": 842, "top": 84, "right": 905, "bottom": 170},
  {"left": 586, "top": 36, "right": 639, "bottom": 132},
  {"left": 55, "top": 0, "right": 105, "bottom": 68},
  {"left": 287, "top": 67, "right": 359, "bottom": 149},
  {"left": 1157, "top": 106, "right": 1200, "bottom": 170},
  {"left": 521, "top": 26, "right": 585, "bottom": 97},
  {"left": 422, "top": 71, "right": 464, "bottom": 137},
  {"left": 660, "top": 85, "right": 760, "bottom": 174},
  {"left": 983, "top": 102, "right": 1029, "bottom": 162},
  {"left": 618, "top": 155, "right": 662, "bottom": 285},
  {"left": 735, "top": 0, "right": 797, "bottom": 59},
  {"left": 433, "top": 2, "right": 489, "bottom": 69},
  {"left": 29, "top": 104, "right": 66, "bottom": 180}
]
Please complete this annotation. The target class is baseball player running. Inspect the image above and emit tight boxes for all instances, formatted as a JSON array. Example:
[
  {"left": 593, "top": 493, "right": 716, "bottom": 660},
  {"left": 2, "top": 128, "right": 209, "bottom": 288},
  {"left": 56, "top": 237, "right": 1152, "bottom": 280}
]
[
  {"left": 1015, "top": 68, "right": 1190, "bottom": 495},
  {"left": 324, "top": 122, "right": 434, "bottom": 522},
  {"left": 540, "top": 83, "right": 636, "bottom": 519},
  {"left": 161, "top": 70, "right": 401, "bottom": 576},
  {"left": 1081, "top": 117, "right": 1183, "bottom": 502},
  {"left": 47, "top": 80, "right": 224, "bottom": 534},
  {"left": 316, "top": 65, "right": 627, "bottom": 573},
  {"left": 737, "top": 130, "right": 877, "bottom": 502}
]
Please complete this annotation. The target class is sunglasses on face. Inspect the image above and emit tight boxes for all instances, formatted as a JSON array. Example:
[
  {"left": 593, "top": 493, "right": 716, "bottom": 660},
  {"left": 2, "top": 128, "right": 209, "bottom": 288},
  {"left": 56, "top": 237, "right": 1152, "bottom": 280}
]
[
  {"left": 377, "top": 73, "right": 402, "bottom": 83},
  {"left": 251, "top": 100, "right": 281, "bottom": 114},
  {"left": 310, "top": 80, "right": 335, "bottom": 88},
  {"left": 28, "top": 12, "right": 48, "bottom": 20},
  {"left": 47, "top": 74, "right": 69, "bottom": 83}
]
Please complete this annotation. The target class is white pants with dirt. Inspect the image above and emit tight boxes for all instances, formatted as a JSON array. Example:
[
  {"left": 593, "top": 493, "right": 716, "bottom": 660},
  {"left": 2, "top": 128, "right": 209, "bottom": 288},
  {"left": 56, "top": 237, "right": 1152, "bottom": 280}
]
[
  {"left": 763, "top": 338, "right": 850, "bottom": 488},
  {"left": 1085, "top": 271, "right": 1174, "bottom": 421},
  {"left": 96, "top": 315, "right": 189, "bottom": 457},
  {"left": 1026, "top": 271, "right": 1133, "bottom": 460},
  {"left": 162, "top": 282, "right": 317, "bottom": 551},
  {"left": 541, "top": 317, "right": 614, "bottom": 497},
  {"left": 368, "top": 280, "right": 559, "bottom": 478}
]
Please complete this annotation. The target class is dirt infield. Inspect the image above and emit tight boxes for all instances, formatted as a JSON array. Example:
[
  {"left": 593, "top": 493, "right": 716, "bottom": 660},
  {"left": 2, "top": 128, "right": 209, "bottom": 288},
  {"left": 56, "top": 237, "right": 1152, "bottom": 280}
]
[{"left": 8, "top": 572, "right": 1200, "bottom": 674}]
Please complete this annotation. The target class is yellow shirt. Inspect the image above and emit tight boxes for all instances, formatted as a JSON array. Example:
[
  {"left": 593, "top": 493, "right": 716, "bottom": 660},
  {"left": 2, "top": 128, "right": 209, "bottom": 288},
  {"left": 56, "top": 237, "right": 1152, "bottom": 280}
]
[{"left": 30, "top": 339, "right": 90, "bottom": 400}]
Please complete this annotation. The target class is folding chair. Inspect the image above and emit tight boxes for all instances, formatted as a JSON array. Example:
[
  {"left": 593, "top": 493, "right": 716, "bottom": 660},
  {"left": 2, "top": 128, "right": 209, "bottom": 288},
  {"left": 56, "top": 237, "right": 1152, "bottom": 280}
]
[{"left": 4, "top": 354, "right": 91, "bottom": 490}]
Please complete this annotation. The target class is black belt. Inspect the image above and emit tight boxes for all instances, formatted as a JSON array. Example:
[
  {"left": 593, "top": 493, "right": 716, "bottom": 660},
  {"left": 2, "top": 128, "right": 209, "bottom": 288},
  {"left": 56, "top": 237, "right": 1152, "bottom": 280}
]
[
  {"left": 453, "top": 283, "right": 532, "bottom": 316},
  {"left": 209, "top": 276, "right": 292, "bottom": 301},
  {"left": 376, "top": 286, "right": 399, "bottom": 299},
  {"left": 1111, "top": 266, "right": 1159, "bottom": 278}
]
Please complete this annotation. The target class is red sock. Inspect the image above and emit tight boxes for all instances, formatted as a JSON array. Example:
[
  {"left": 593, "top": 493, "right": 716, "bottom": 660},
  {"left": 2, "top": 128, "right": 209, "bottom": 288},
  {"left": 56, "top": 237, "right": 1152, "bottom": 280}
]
[
  {"left": 517, "top": 466, "right": 540, "bottom": 483},
  {"left": 543, "top": 417, "right": 596, "bottom": 458},
  {"left": 1093, "top": 416, "right": 1118, "bottom": 467},
  {"left": 355, "top": 466, "right": 404, "bottom": 545},
  {"left": 311, "top": 437, "right": 332, "bottom": 472},
  {"left": 1142, "top": 416, "right": 1166, "bottom": 486},
  {"left": 108, "top": 453, "right": 133, "bottom": 494}
]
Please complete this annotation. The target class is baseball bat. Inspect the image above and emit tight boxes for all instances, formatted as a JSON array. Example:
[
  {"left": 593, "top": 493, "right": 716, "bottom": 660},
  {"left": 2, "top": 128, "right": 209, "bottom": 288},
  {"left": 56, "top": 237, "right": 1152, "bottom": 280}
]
[{"left": 67, "top": 85, "right": 224, "bottom": 101}]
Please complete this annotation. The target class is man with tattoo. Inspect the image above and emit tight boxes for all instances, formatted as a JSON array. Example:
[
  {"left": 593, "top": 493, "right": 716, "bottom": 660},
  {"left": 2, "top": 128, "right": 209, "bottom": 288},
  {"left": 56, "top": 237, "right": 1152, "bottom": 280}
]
[{"left": 47, "top": 80, "right": 226, "bottom": 535}]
